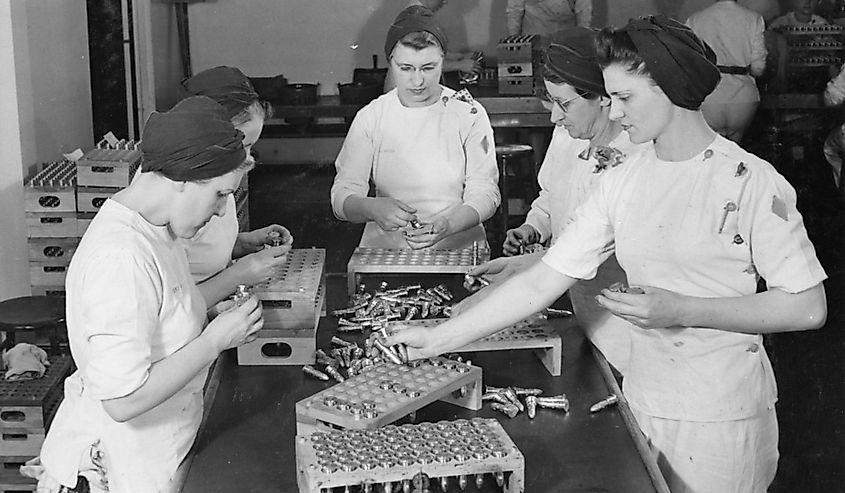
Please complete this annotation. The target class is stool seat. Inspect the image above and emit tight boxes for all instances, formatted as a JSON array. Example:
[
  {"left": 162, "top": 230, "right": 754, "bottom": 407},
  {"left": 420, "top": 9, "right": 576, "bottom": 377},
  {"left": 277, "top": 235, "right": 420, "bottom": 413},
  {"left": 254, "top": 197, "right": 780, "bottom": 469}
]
[
  {"left": 0, "top": 296, "right": 65, "bottom": 330},
  {"left": 0, "top": 296, "right": 66, "bottom": 355},
  {"left": 495, "top": 144, "right": 534, "bottom": 157}
]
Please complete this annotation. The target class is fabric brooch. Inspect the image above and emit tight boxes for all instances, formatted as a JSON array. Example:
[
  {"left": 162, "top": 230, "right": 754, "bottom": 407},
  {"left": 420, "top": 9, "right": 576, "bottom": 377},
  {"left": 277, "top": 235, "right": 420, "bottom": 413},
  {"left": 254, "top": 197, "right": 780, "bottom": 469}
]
[
  {"left": 579, "top": 145, "right": 626, "bottom": 173},
  {"left": 442, "top": 88, "right": 479, "bottom": 114}
]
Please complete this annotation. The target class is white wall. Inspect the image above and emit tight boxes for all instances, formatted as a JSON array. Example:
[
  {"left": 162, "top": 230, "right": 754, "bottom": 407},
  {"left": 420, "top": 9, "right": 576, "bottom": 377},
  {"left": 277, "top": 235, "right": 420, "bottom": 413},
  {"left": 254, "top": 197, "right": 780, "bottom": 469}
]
[
  {"left": 187, "top": 0, "right": 683, "bottom": 96},
  {"left": 0, "top": 1, "right": 93, "bottom": 300}
]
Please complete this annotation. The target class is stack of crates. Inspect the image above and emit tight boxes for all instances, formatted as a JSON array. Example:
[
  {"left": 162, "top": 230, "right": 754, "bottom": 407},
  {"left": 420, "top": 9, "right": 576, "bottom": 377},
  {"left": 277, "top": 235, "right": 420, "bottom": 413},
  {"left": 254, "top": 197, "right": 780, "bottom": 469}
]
[
  {"left": 75, "top": 137, "right": 142, "bottom": 236},
  {"left": 497, "top": 34, "right": 542, "bottom": 95},
  {"left": 237, "top": 248, "right": 326, "bottom": 366},
  {"left": 0, "top": 355, "right": 73, "bottom": 492},
  {"left": 24, "top": 160, "right": 79, "bottom": 297}
]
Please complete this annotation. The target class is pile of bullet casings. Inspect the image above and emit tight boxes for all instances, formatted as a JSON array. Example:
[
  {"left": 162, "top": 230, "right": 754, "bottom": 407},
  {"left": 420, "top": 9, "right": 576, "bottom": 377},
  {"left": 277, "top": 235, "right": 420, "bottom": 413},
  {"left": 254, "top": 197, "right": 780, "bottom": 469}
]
[
  {"left": 330, "top": 281, "right": 455, "bottom": 334},
  {"left": 482, "top": 385, "right": 569, "bottom": 419},
  {"left": 302, "top": 334, "right": 466, "bottom": 385}
]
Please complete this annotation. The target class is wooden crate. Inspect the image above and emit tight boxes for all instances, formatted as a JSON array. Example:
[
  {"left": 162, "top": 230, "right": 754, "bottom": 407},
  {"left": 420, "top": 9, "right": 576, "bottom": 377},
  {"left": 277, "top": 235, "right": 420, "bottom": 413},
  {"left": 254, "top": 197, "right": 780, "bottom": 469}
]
[
  {"left": 23, "top": 161, "right": 77, "bottom": 214},
  {"left": 346, "top": 245, "right": 489, "bottom": 296},
  {"left": 28, "top": 262, "right": 69, "bottom": 286},
  {"left": 76, "top": 146, "right": 141, "bottom": 188},
  {"left": 0, "top": 431, "right": 43, "bottom": 457},
  {"left": 25, "top": 213, "right": 78, "bottom": 238},
  {"left": 253, "top": 248, "right": 325, "bottom": 322},
  {"left": 263, "top": 274, "right": 325, "bottom": 329},
  {"left": 235, "top": 325, "right": 317, "bottom": 367},
  {"left": 295, "top": 357, "right": 481, "bottom": 433},
  {"left": 29, "top": 285, "right": 66, "bottom": 297},
  {"left": 76, "top": 187, "right": 118, "bottom": 214},
  {"left": 387, "top": 317, "right": 562, "bottom": 376},
  {"left": 26, "top": 238, "right": 78, "bottom": 263},
  {"left": 0, "top": 468, "right": 36, "bottom": 492},
  {"left": 296, "top": 418, "right": 524, "bottom": 493}
]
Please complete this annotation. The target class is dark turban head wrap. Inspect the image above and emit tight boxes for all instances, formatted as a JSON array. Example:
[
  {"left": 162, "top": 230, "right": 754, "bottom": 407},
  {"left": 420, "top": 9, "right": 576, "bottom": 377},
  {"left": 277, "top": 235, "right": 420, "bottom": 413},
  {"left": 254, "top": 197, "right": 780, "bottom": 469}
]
[
  {"left": 620, "top": 15, "right": 719, "bottom": 110},
  {"left": 544, "top": 27, "right": 607, "bottom": 97},
  {"left": 181, "top": 66, "right": 259, "bottom": 120},
  {"left": 140, "top": 96, "right": 246, "bottom": 181},
  {"left": 384, "top": 6, "right": 448, "bottom": 59}
]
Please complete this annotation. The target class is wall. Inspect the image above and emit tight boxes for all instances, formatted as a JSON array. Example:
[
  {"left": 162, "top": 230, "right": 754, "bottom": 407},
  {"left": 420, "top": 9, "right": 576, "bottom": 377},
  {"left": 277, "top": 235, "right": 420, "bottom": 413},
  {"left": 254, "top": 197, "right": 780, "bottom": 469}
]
[
  {"left": 187, "top": 0, "right": 682, "bottom": 95},
  {"left": 0, "top": 1, "right": 93, "bottom": 299}
]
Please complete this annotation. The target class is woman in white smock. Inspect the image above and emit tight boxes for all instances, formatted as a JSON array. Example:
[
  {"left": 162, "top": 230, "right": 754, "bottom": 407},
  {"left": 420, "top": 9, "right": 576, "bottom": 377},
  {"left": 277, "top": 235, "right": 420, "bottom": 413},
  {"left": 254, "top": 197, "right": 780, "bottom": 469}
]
[
  {"left": 387, "top": 16, "right": 827, "bottom": 493},
  {"left": 26, "top": 97, "right": 264, "bottom": 493},
  {"left": 471, "top": 28, "right": 646, "bottom": 375},
  {"left": 331, "top": 6, "right": 499, "bottom": 250},
  {"left": 178, "top": 66, "right": 292, "bottom": 298}
]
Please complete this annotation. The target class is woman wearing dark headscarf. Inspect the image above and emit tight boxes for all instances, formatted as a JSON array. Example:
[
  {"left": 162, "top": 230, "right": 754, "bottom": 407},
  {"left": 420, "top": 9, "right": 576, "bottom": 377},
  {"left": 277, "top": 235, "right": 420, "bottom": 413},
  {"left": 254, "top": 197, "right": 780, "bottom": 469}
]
[
  {"left": 180, "top": 66, "right": 292, "bottom": 301},
  {"left": 332, "top": 6, "right": 499, "bottom": 250},
  {"left": 25, "top": 97, "right": 264, "bottom": 492},
  {"left": 467, "top": 27, "right": 645, "bottom": 375},
  {"left": 387, "top": 15, "right": 827, "bottom": 491}
]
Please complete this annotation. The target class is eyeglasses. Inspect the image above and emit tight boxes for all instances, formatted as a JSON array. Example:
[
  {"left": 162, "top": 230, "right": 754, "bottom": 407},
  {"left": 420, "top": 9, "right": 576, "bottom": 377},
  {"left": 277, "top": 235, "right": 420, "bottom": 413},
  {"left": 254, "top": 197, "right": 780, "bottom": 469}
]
[{"left": 550, "top": 93, "right": 585, "bottom": 114}]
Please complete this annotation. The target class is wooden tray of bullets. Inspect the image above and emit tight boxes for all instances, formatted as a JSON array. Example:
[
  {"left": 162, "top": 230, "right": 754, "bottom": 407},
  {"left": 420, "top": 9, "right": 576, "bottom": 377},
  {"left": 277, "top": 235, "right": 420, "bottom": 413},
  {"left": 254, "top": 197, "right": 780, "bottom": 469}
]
[
  {"left": 263, "top": 274, "right": 325, "bottom": 330},
  {"left": 346, "top": 246, "right": 490, "bottom": 295},
  {"left": 24, "top": 161, "right": 77, "bottom": 213},
  {"left": 295, "top": 357, "right": 482, "bottom": 433},
  {"left": 387, "top": 318, "right": 562, "bottom": 376},
  {"left": 76, "top": 144, "right": 142, "bottom": 189},
  {"left": 253, "top": 248, "right": 325, "bottom": 321},
  {"left": 296, "top": 418, "right": 525, "bottom": 493}
]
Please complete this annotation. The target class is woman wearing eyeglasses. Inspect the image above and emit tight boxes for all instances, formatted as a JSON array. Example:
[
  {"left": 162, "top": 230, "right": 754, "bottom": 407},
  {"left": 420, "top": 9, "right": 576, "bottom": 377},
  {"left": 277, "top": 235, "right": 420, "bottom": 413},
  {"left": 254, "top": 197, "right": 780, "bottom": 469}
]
[
  {"left": 482, "top": 27, "right": 647, "bottom": 375},
  {"left": 388, "top": 16, "right": 827, "bottom": 491}
]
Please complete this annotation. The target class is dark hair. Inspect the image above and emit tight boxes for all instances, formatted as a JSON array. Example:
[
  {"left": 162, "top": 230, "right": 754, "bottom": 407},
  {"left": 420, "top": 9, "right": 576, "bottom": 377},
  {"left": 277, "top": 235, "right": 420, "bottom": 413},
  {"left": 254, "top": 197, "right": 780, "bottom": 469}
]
[
  {"left": 539, "top": 70, "right": 601, "bottom": 101},
  {"left": 595, "top": 27, "right": 651, "bottom": 77},
  {"left": 396, "top": 31, "right": 443, "bottom": 53}
]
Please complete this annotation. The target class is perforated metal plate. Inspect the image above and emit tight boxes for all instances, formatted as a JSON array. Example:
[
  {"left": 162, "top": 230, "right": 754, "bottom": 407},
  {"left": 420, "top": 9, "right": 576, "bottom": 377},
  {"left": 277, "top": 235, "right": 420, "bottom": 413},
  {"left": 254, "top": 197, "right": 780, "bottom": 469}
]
[{"left": 253, "top": 248, "right": 324, "bottom": 302}]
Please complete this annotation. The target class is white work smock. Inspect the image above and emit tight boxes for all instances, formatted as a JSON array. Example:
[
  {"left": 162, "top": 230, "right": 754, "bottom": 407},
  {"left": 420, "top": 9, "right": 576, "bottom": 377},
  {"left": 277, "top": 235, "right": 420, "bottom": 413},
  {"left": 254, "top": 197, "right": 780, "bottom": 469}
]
[
  {"left": 331, "top": 87, "right": 500, "bottom": 249},
  {"left": 543, "top": 135, "right": 826, "bottom": 422},
  {"left": 183, "top": 195, "right": 239, "bottom": 283},
  {"left": 506, "top": 0, "right": 592, "bottom": 36},
  {"left": 40, "top": 199, "right": 209, "bottom": 492},
  {"left": 687, "top": 1, "right": 767, "bottom": 105},
  {"left": 525, "top": 126, "right": 644, "bottom": 374}
]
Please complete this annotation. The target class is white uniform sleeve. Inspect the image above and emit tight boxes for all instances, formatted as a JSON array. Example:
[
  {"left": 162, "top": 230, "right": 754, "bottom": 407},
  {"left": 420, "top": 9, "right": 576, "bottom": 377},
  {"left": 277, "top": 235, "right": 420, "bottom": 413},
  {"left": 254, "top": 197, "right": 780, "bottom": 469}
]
[
  {"left": 541, "top": 174, "right": 615, "bottom": 280},
  {"left": 750, "top": 15, "right": 767, "bottom": 77},
  {"left": 506, "top": 0, "right": 526, "bottom": 35},
  {"left": 573, "top": 0, "right": 592, "bottom": 27},
  {"left": 331, "top": 108, "right": 376, "bottom": 221},
  {"left": 462, "top": 106, "right": 501, "bottom": 222},
  {"left": 743, "top": 166, "right": 827, "bottom": 292},
  {"left": 524, "top": 155, "right": 554, "bottom": 243},
  {"left": 76, "top": 248, "right": 160, "bottom": 400}
]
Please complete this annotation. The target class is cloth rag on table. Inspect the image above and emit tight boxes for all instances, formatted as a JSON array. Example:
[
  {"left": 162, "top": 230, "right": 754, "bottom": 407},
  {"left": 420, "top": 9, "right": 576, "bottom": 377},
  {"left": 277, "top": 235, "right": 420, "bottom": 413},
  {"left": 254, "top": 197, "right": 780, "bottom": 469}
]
[{"left": 3, "top": 343, "right": 50, "bottom": 381}]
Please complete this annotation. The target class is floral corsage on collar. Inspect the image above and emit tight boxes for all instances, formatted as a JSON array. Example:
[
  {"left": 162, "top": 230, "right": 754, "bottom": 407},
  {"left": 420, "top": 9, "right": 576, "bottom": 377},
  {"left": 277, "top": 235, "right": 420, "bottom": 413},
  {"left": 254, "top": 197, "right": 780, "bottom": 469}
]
[
  {"left": 442, "top": 88, "right": 479, "bottom": 114},
  {"left": 579, "top": 145, "right": 626, "bottom": 173}
]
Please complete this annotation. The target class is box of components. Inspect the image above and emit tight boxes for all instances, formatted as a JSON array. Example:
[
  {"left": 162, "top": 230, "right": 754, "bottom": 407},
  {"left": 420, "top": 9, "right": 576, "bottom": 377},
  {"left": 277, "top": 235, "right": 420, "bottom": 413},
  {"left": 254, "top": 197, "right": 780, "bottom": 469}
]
[
  {"left": 497, "top": 34, "right": 541, "bottom": 95},
  {"left": 346, "top": 245, "right": 489, "bottom": 296},
  {"left": 76, "top": 140, "right": 141, "bottom": 188},
  {"left": 24, "top": 160, "right": 77, "bottom": 214},
  {"left": 387, "top": 316, "right": 562, "bottom": 376},
  {"left": 29, "top": 261, "right": 69, "bottom": 286},
  {"left": 27, "top": 238, "right": 78, "bottom": 264},
  {"left": 253, "top": 248, "right": 325, "bottom": 326},
  {"left": 295, "top": 357, "right": 481, "bottom": 433},
  {"left": 296, "top": 418, "right": 525, "bottom": 493}
]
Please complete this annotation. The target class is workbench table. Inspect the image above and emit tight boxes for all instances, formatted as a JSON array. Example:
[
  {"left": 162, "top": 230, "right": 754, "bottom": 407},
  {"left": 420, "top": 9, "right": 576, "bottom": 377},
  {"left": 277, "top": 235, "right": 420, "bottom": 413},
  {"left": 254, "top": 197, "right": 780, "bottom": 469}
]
[{"left": 180, "top": 276, "right": 667, "bottom": 492}]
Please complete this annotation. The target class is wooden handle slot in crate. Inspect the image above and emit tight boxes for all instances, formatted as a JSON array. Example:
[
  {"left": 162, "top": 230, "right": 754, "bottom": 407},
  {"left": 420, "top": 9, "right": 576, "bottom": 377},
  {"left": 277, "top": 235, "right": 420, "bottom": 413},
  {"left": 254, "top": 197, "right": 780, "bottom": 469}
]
[
  {"left": 41, "top": 266, "right": 66, "bottom": 273},
  {"left": 91, "top": 166, "right": 114, "bottom": 173},
  {"left": 260, "top": 342, "right": 293, "bottom": 358},
  {"left": 0, "top": 411, "right": 25, "bottom": 423},
  {"left": 39, "top": 217, "right": 63, "bottom": 224},
  {"left": 37, "top": 196, "right": 61, "bottom": 208}
]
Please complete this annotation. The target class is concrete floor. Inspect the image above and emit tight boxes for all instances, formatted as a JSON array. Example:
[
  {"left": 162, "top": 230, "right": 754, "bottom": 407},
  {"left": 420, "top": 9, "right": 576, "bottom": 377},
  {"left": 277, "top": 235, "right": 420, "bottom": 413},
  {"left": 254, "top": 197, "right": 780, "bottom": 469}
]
[{"left": 249, "top": 142, "right": 844, "bottom": 491}]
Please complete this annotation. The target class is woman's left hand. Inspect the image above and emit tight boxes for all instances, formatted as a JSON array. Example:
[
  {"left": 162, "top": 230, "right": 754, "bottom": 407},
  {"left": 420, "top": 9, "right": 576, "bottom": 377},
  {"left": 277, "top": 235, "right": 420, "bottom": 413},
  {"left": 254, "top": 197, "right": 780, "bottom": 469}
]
[
  {"left": 235, "top": 225, "right": 293, "bottom": 257},
  {"left": 403, "top": 217, "right": 450, "bottom": 250},
  {"left": 595, "top": 285, "right": 687, "bottom": 329}
]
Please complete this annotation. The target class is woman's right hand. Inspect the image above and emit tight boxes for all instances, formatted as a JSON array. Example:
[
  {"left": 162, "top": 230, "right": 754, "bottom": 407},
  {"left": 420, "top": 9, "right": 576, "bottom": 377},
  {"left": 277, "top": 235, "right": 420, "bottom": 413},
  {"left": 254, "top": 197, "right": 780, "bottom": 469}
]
[
  {"left": 205, "top": 296, "right": 264, "bottom": 352},
  {"left": 368, "top": 198, "right": 417, "bottom": 231},
  {"left": 503, "top": 224, "right": 540, "bottom": 256},
  {"left": 228, "top": 245, "right": 290, "bottom": 286}
]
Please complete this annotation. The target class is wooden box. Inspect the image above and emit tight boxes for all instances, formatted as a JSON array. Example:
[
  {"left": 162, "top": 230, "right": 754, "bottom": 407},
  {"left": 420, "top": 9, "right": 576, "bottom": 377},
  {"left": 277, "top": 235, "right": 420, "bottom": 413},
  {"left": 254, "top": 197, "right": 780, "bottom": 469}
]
[
  {"left": 25, "top": 213, "right": 78, "bottom": 238},
  {"left": 76, "top": 187, "right": 118, "bottom": 214},
  {"left": 76, "top": 145, "right": 141, "bottom": 188}
]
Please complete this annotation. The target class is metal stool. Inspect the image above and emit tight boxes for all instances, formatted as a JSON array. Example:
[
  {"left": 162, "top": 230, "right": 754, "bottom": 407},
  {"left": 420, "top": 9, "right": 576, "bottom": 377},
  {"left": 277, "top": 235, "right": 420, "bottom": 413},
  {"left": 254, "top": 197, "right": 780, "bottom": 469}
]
[
  {"left": 493, "top": 144, "right": 536, "bottom": 252},
  {"left": 0, "top": 296, "right": 65, "bottom": 356}
]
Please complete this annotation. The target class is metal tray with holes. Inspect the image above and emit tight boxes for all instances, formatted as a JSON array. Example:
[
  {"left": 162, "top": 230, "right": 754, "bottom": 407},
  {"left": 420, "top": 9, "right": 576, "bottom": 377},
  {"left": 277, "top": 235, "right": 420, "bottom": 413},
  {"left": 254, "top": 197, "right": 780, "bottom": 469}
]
[
  {"left": 295, "top": 357, "right": 482, "bottom": 432},
  {"left": 296, "top": 418, "right": 525, "bottom": 493},
  {"left": 387, "top": 318, "right": 562, "bottom": 376}
]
